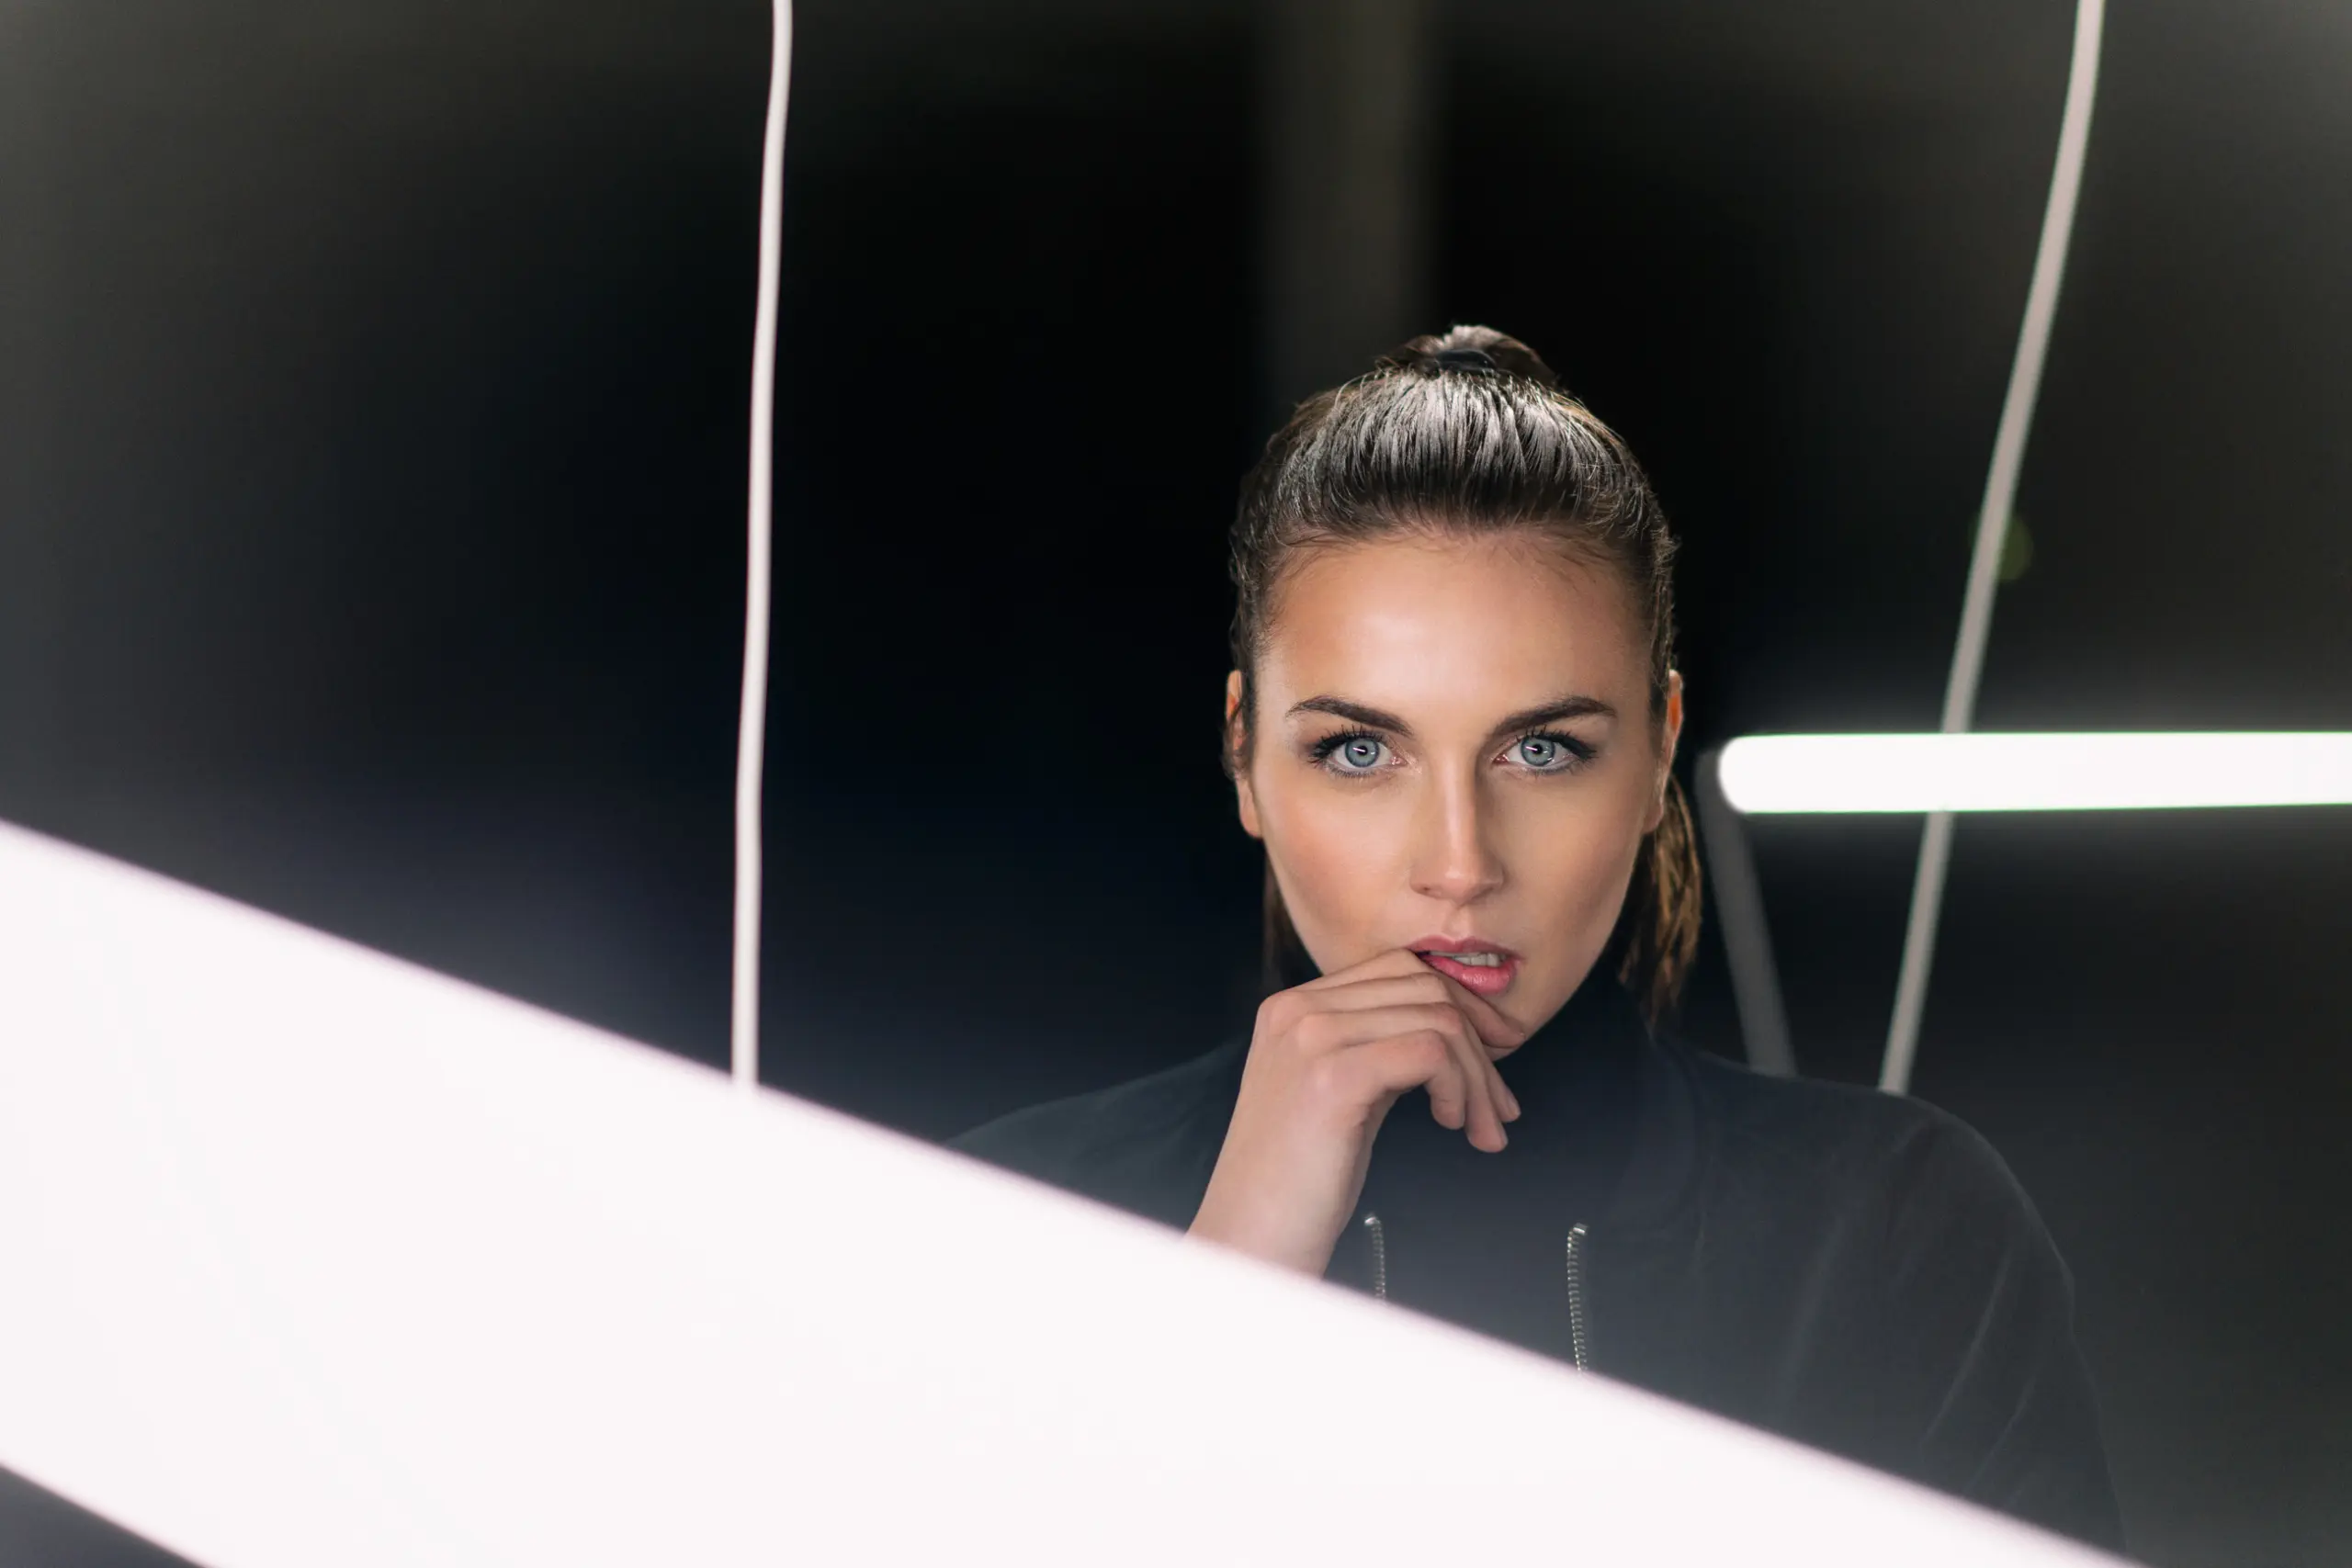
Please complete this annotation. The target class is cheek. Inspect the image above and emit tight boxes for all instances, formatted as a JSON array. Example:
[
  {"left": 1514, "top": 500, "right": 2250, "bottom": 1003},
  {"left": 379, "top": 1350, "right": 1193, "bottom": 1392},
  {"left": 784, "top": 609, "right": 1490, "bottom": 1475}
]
[
  {"left": 1521, "top": 815, "right": 1645, "bottom": 933},
  {"left": 1495, "top": 778, "right": 1656, "bottom": 942},
  {"left": 1250, "top": 775, "right": 1404, "bottom": 947}
]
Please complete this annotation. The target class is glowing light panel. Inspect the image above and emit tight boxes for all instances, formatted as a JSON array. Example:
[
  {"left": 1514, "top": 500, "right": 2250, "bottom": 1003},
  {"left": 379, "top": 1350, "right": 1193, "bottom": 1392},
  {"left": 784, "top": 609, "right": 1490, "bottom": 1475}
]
[
  {"left": 0, "top": 821, "right": 2113, "bottom": 1565},
  {"left": 1718, "top": 732, "right": 2352, "bottom": 815}
]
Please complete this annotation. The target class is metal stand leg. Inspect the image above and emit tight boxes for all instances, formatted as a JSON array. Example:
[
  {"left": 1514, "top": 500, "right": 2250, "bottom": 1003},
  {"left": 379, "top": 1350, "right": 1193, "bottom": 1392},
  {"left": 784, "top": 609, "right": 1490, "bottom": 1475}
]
[{"left": 1694, "top": 750, "right": 1796, "bottom": 1077}]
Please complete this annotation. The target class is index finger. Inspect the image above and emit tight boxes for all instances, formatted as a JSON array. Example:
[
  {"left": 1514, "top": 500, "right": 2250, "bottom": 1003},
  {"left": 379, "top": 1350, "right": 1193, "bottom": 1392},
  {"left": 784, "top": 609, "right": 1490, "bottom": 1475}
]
[
  {"left": 1422, "top": 965, "right": 1532, "bottom": 1055},
  {"left": 1300, "top": 947, "right": 1532, "bottom": 1054}
]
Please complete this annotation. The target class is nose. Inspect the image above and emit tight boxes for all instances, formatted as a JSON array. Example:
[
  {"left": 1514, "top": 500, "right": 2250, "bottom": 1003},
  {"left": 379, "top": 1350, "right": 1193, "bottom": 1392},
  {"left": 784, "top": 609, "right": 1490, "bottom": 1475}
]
[{"left": 1408, "top": 771, "right": 1507, "bottom": 907}]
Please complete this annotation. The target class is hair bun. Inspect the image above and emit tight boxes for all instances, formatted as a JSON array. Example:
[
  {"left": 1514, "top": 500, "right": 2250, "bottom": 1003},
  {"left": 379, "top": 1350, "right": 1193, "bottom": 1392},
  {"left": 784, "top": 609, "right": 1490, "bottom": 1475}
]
[{"left": 1381, "top": 324, "right": 1562, "bottom": 388}]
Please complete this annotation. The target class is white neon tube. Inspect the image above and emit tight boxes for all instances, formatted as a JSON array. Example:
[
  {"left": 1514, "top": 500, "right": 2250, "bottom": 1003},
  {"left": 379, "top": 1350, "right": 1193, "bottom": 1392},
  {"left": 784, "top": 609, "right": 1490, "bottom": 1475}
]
[
  {"left": 0, "top": 820, "right": 2120, "bottom": 1566},
  {"left": 1718, "top": 733, "right": 2352, "bottom": 815},
  {"left": 1887, "top": 0, "right": 2106, "bottom": 1095},
  {"left": 733, "top": 1, "right": 794, "bottom": 1091}
]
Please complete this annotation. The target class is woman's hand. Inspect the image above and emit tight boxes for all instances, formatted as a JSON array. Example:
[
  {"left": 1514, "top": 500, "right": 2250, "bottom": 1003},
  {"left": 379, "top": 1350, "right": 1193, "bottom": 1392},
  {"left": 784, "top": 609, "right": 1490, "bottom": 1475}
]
[{"left": 1186, "top": 947, "right": 1532, "bottom": 1277}]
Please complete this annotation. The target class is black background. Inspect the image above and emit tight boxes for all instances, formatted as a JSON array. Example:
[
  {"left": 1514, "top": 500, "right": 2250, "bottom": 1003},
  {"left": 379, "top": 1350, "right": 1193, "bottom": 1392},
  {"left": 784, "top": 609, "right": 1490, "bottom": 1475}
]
[{"left": 5, "top": 2, "right": 2348, "bottom": 1562}]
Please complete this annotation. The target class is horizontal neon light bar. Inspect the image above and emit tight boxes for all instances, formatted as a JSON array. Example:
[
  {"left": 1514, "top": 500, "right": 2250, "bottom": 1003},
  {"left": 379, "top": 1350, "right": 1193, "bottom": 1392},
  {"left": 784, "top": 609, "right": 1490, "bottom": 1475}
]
[{"left": 1717, "top": 732, "right": 2352, "bottom": 815}]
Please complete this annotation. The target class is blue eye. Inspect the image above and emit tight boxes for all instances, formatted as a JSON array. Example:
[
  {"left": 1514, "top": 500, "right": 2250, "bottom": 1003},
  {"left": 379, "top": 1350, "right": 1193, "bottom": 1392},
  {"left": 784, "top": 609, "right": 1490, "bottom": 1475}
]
[
  {"left": 1310, "top": 730, "right": 1392, "bottom": 773},
  {"left": 1511, "top": 732, "right": 1592, "bottom": 772}
]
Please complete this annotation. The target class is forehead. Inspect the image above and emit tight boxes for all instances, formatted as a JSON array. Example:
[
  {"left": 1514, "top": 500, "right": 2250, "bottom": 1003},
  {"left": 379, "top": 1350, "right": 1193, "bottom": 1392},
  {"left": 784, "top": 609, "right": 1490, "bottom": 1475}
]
[{"left": 1259, "top": 533, "right": 1647, "bottom": 709}]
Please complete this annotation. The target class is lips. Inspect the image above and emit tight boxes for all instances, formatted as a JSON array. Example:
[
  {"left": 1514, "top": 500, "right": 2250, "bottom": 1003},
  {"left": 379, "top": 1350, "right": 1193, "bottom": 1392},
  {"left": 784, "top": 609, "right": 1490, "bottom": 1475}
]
[{"left": 1407, "top": 935, "right": 1522, "bottom": 998}]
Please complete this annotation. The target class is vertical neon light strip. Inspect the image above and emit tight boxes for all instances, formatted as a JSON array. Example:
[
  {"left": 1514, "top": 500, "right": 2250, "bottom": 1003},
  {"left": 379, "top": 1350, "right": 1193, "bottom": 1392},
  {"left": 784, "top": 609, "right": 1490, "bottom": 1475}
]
[
  {"left": 1882, "top": 0, "right": 2105, "bottom": 1097},
  {"left": 735, "top": 2, "right": 794, "bottom": 1091}
]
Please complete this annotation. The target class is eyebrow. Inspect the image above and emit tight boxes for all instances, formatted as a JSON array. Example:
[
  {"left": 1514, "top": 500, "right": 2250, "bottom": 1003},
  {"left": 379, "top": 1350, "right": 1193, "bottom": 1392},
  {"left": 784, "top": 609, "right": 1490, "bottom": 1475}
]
[{"left": 1286, "top": 693, "right": 1618, "bottom": 741}]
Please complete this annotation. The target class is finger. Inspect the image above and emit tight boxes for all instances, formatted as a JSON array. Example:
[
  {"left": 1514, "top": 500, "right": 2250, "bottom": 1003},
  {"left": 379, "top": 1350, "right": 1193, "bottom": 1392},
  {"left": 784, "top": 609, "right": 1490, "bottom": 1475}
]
[
  {"left": 1289, "top": 969, "right": 1522, "bottom": 1123},
  {"left": 1285, "top": 1001, "right": 1486, "bottom": 1133},
  {"left": 1288, "top": 972, "right": 1473, "bottom": 1016},
  {"left": 1298, "top": 949, "right": 1532, "bottom": 1055},
  {"left": 1441, "top": 1013, "right": 1510, "bottom": 1153},
  {"left": 1419, "top": 966, "right": 1533, "bottom": 1055},
  {"left": 1314, "top": 1001, "right": 1506, "bottom": 1151},
  {"left": 1346, "top": 1030, "right": 1473, "bottom": 1128},
  {"left": 1290, "top": 1001, "right": 1486, "bottom": 1056},
  {"left": 1419, "top": 1032, "right": 1471, "bottom": 1132},
  {"left": 1294, "top": 946, "right": 1439, "bottom": 993},
  {"left": 1493, "top": 1056, "right": 1521, "bottom": 1121}
]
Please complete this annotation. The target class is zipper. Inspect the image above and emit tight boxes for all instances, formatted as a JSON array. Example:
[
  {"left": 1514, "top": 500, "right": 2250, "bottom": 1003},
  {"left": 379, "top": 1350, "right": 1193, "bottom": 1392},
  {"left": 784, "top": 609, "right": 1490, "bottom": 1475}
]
[
  {"left": 1562, "top": 1222, "right": 1591, "bottom": 1372},
  {"left": 1356, "top": 1212, "right": 1592, "bottom": 1372}
]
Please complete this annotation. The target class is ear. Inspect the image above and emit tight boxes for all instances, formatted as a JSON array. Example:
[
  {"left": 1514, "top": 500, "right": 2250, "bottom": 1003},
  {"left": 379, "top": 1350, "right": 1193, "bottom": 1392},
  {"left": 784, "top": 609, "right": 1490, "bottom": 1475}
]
[
  {"left": 1226, "top": 668, "right": 1263, "bottom": 840},
  {"left": 1645, "top": 670, "right": 1685, "bottom": 834}
]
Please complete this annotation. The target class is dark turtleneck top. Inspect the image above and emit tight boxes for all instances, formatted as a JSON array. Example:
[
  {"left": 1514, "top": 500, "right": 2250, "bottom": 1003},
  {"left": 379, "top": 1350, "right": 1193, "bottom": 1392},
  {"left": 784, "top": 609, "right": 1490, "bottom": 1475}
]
[{"left": 949, "top": 976, "right": 2125, "bottom": 1551}]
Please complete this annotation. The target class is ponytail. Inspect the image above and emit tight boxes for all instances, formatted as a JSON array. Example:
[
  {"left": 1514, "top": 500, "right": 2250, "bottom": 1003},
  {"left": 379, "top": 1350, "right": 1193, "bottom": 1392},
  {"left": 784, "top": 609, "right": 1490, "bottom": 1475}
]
[{"left": 1611, "top": 772, "right": 1702, "bottom": 1030}]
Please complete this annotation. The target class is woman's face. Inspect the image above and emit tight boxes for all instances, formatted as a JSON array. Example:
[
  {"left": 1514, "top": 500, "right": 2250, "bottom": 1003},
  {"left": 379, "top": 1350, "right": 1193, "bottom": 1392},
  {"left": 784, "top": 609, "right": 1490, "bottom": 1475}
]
[{"left": 1227, "top": 531, "right": 1682, "bottom": 1052}]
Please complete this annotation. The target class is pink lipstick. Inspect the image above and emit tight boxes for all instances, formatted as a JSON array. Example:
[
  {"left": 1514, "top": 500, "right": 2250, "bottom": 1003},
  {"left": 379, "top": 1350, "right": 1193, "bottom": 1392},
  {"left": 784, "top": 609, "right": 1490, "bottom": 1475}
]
[{"left": 1407, "top": 936, "right": 1522, "bottom": 998}]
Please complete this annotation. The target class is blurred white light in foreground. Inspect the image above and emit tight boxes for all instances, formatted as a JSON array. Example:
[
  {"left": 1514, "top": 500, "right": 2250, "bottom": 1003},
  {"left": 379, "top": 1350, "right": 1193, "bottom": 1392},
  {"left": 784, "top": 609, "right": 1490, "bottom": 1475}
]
[
  {"left": 1718, "top": 732, "right": 2352, "bottom": 815},
  {"left": 0, "top": 820, "right": 2116, "bottom": 1566}
]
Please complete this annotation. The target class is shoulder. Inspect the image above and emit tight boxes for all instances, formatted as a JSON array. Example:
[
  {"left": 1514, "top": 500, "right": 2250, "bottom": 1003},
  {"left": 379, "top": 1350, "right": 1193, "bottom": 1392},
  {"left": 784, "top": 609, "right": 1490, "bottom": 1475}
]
[
  {"left": 946, "top": 1038, "right": 1249, "bottom": 1230},
  {"left": 1664, "top": 1048, "right": 2117, "bottom": 1545},
  {"left": 1665, "top": 1045, "right": 2080, "bottom": 1339},
  {"left": 1670, "top": 1043, "right": 2044, "bottom": 1241}
]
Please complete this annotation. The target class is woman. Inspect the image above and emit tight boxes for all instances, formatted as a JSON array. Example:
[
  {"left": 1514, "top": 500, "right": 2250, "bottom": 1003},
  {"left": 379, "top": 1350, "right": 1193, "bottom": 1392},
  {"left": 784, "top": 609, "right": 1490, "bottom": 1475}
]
[{"left": 951, "top": 326, "right": 2122, "bottom": 1551}]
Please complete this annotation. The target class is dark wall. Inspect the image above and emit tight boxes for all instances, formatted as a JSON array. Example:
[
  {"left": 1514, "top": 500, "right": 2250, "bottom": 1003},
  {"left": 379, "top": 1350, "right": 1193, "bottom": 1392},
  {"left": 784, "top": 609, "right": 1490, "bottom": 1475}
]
[{"left": 5, "top": 2, "right": 2346, "bottom": 1562}]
